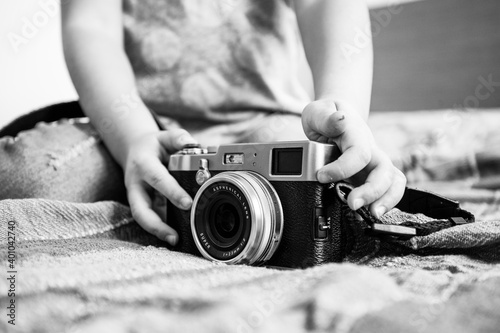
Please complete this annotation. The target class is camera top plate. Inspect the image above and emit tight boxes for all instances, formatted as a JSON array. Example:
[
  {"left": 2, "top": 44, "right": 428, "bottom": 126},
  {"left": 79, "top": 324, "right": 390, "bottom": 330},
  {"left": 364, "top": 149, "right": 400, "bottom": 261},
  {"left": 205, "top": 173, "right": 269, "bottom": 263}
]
[{"left": 168, "top": 140, "right": 340, "bottom": 182}]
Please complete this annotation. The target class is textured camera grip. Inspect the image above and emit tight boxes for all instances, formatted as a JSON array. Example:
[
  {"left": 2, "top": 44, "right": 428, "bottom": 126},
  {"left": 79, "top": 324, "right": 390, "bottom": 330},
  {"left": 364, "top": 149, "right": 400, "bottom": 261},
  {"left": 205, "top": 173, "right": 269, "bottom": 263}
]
[
  {"left": 265, "top": 181, "right": 348, "bottom": 268},
  {"left": 167, "top": 171, "right": 201, "bottom": 256}
]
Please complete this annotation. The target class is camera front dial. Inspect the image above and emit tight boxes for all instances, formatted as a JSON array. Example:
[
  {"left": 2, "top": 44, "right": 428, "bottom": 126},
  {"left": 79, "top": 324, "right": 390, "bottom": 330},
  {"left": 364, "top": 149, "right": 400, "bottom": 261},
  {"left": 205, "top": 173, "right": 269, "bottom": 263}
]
[{"left": 190, "top": 171, "right": 283, "bottom": 265}]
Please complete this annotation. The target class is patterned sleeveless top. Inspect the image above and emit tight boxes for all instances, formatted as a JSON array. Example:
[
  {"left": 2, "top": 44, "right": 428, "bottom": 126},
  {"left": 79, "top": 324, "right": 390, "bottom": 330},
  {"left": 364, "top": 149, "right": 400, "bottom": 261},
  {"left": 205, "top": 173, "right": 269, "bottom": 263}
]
[{"left": 123, "top": 0, "right": 313, "bottom": 126}]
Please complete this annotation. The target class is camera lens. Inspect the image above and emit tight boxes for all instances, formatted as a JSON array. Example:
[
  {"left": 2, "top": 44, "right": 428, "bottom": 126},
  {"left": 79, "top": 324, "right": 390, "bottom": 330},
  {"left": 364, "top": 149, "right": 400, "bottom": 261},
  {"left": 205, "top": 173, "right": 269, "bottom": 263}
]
[
  {"left": 191, "top": 171, "right": 283, "bottom": 265},
  {"left": 207, "top": 198, "right": 244, "bottom": 248},
  {"left": 193, "top": 181, "right": 252, "bottom": 260},
  {"left": 213, "top": 203, "right": 238, "bottom": 238}
]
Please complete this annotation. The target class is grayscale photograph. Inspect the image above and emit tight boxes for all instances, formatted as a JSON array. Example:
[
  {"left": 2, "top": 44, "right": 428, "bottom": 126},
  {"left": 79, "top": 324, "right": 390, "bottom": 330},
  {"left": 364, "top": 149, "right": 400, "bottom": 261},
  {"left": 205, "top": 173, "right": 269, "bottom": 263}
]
[{"left": 0, "top": 0, "right": 499, "bottom": 332}]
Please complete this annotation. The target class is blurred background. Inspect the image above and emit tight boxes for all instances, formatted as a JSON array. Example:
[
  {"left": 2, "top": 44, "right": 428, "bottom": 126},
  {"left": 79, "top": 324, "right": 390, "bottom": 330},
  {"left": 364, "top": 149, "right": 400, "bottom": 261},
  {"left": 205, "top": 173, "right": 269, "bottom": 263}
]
[{"left": 0, "top": 0, "right": 499, "bottom": 128}]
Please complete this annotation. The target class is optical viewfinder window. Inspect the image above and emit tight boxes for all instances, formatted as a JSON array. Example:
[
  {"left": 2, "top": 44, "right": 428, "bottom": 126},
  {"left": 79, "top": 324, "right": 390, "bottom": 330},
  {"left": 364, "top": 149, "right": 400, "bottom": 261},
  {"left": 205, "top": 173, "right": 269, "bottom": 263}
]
[{"left": 271, "top": 148, "right": 303, "bottom": 175}]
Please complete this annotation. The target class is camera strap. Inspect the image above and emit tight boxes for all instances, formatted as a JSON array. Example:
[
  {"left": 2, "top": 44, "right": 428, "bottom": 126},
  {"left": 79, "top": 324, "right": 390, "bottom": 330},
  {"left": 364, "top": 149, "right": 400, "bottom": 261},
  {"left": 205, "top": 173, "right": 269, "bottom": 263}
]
[{"left": 334, "top": 182, "right": 475, "bottom": 240}]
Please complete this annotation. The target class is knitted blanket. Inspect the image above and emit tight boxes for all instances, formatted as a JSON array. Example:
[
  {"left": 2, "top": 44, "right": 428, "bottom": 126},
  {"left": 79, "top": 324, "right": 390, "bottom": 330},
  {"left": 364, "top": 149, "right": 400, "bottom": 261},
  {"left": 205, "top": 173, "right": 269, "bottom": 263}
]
[
  {"left": 1, "top": 184, "right": 499, "bottom": 333},
  {"left": 1, "top": 110, "right": 500, "bottom": 333}
]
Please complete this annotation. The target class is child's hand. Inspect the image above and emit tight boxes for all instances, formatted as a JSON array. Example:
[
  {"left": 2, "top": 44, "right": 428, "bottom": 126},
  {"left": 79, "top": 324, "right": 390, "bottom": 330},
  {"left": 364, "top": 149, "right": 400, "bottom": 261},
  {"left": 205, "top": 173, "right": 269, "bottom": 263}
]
[
  {"left": 302, "top": 99, "right": 406, "bottom": 217},
  {"left": 124, "top": 129, "right": 198, "bottom": 245}
]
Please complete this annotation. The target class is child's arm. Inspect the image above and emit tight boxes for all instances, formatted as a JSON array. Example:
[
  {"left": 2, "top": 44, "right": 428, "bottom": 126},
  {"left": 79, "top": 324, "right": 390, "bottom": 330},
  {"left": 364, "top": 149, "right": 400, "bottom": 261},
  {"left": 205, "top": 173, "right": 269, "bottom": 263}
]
[
  {"left": 294, "top": 0, "right": 406, "bottom": 217},
  {"left": 62, "top": 0, "right": 195, "bottom": 244}
]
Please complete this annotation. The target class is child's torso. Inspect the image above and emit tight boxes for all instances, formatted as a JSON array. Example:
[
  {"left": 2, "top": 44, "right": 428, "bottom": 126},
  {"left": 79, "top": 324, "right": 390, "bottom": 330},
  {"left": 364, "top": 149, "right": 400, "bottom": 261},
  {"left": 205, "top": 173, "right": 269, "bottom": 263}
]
[{"left": 123, "top": 0, "right": 313, "bottom": 123}]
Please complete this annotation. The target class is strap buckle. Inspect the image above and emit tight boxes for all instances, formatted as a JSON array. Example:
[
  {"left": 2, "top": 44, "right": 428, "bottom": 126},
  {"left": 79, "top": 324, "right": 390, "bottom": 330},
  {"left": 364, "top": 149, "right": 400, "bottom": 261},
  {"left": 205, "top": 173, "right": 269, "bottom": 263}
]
[
  {"left": 335, "top": 182, "right": 417, "bottom": 239},
  {"left": 334, "top": 182, "right": 475, "bottom": 240}
]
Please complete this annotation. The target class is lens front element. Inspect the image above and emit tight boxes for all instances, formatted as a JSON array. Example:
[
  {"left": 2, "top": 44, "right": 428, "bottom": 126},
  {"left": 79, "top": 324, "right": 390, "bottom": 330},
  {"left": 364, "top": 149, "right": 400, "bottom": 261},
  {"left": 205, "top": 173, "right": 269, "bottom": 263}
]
[
  {"left": 206, "top": 195, "right": 246, "bottom": 250},
  {"left": 212, "top": 202, "right": 240, "bottom": 240},
  {"left": 191, "top": 171, "right": 283, "bottom": 265}
]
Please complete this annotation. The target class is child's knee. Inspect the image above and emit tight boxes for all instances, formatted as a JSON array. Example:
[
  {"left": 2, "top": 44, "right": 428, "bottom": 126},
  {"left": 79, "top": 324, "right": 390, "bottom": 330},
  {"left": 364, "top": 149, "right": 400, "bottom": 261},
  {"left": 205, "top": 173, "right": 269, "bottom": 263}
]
[
  {"left": 0, "top": 120, "right": 124, "bottom": 202},
  {"left": 0, "top": 135, "right": 36, "bottom": 199}
]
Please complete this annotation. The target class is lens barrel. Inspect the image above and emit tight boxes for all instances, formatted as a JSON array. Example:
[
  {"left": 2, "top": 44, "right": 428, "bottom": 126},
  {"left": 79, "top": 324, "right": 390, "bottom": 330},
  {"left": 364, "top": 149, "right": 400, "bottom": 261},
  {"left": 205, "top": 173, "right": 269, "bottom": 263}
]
[{"left": 191, "top": 171, "right": 283, "bottom": 265}]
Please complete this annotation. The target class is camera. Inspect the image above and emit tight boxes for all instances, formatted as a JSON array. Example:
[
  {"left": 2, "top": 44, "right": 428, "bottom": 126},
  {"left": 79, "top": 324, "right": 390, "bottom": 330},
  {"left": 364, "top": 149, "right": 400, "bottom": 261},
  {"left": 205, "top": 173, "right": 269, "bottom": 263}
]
[{"left": 167, "top": 140, "right": 352, "bottom": 268}]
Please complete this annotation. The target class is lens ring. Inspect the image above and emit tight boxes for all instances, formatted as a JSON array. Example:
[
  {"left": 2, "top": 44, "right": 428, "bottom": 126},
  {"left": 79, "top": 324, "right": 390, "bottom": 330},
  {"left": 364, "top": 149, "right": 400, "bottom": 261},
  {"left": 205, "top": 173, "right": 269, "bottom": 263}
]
[
  {"left": 191, "top": 171, "right": 283, "bottom": 265},
  {"left": 203, "top": 187, "right": 249, "bottom": 252},
  {"left": 193, "top": 181, "right": 252, "bottom": 260}
]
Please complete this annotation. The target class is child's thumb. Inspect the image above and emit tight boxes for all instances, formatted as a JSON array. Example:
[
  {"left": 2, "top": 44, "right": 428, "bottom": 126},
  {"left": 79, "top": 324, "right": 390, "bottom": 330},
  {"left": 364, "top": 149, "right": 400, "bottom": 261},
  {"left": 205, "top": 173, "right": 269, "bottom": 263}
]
[{"left": 302, "top": 100, "right": 347, "bottom": 138}]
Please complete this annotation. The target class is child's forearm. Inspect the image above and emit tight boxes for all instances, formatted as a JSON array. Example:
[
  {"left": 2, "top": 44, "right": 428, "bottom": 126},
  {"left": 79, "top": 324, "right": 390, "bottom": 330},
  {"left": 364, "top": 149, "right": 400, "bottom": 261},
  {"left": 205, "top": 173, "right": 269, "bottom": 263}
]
[
  {"left": 294, "top": 0, "right": 373, "bottom": 119},
  {"left": 62, "top": 1, "right": 159, "bottom": 168}
]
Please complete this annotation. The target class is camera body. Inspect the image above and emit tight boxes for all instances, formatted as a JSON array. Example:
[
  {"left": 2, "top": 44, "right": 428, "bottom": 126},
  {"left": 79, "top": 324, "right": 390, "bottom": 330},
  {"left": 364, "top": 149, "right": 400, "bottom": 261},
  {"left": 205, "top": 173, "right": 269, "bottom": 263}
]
[{"left": 167, "top": 141, "right": 351, "bottom": 268}]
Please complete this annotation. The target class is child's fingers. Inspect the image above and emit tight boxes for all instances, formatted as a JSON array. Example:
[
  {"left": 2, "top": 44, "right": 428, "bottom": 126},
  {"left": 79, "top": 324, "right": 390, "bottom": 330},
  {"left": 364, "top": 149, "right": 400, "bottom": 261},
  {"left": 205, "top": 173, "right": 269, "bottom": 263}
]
[
  {"left": 346, "top": 161, "right": 392, "bottom": 210},
  {"left": 347, "top": 161, "right": 406, "bottom": 214},
  {"left": 139, "top": 155, "right": 193, "bottom": 210},
  {"left": 156, "top": 128, "right": 198, "bottom": 154},
  {"left": 368, "top": 170, "right": 407, "bottom": 218},
  {"left": 127, "top": 180, "right": 179, "bottom": 244},
  {"left": 317, "top": 143, "right": 371, "bottom": 183}
]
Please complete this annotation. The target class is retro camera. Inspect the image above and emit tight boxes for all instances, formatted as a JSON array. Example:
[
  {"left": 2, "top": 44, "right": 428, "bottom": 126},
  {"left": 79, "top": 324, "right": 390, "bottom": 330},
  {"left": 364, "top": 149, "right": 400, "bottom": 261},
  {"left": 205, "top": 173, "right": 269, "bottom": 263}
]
[{"left": 167, "top": 141, "right": 352, "bottom": 268}]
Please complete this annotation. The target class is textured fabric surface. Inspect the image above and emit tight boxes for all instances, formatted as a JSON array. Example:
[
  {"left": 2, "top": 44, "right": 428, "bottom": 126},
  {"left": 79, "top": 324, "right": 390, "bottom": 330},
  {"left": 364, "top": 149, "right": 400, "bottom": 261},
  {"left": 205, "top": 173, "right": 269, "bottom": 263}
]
[
  {"left": 368, "top": 109, "right": 500, "bottom": 186},
  {"left": 0, "top": 191, "right": 499, "bottom": 333},
  {"left": 0, "top": 117, "right": 127, "bottom": 204}
]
